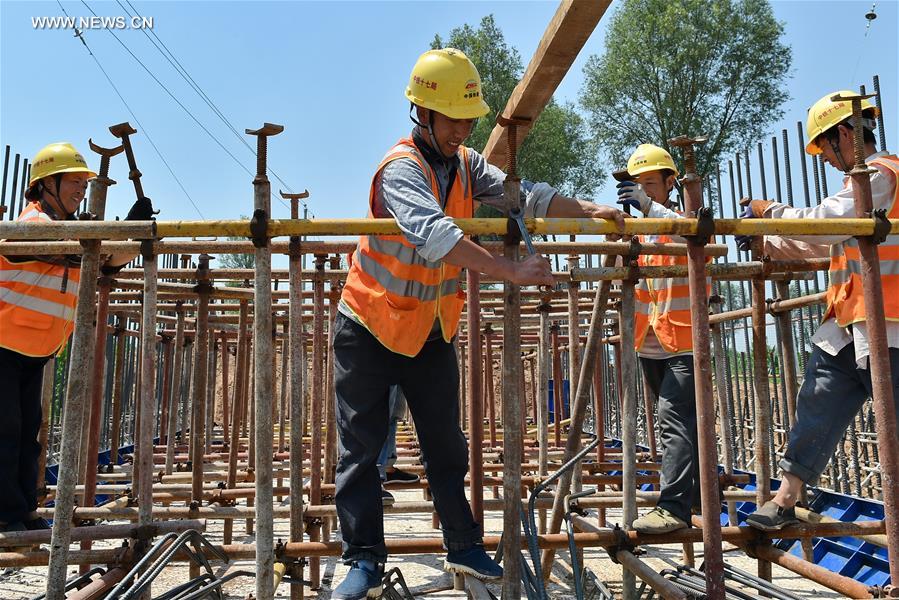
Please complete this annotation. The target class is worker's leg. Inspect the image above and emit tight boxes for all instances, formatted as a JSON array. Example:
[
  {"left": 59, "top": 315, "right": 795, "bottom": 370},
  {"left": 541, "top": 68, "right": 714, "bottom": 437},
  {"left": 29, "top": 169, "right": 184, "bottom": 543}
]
[
  {"left": 333, "top": 314, "right": 395, "bottom": 563},
  {"left": 400, "top": 337, "right": 480, "bottom": 552},
  {"left": 644, "top": 355, "right": 697, "bottom": 524},
  {"left": 18, "top": 354, "right": 47, "bottom": 517},
  {"left": 777, "top": 344, "right": 869, "bottom": 491},
  {"left": 749, "top": 344, "right": 867, "bottom": 530},
  {"left": 0, "top": 348, "right": 43, "bottom": 525}
]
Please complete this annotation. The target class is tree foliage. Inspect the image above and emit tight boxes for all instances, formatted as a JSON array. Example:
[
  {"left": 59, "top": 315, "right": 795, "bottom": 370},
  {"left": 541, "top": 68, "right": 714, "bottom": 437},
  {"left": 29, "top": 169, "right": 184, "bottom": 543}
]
[
  {"left": 431, "top": 15, "right": 604, "bottom": 199},
  {"left": 580, "top": 0, "right": 791, "bottom": 177},
  {"left": 219, "top": 214, "right": 254, "bottom": 281}
]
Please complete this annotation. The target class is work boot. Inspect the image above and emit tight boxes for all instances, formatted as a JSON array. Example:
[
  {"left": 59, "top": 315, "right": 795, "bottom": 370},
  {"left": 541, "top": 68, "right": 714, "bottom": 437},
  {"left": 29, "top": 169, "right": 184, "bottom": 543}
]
[
  {"left": 23, "top": 512, "right": 50, "bottom": 531},
  {"left": 332, "top": 560, "right": 384, "bottom": 600},
  {"left": 746, "top": 501, "right": 799, "bottom": 531},
  {"left": 632, "top": 507, "right": 688, "bottom": 534},
  {"left": 381, "top": 486, "right": 395, "bottom": 506},
  {"left": 445, "top": 544, "right": 503, "bottom": 580},
  {"left": 383, "top": 466, "right": 420, "bottom": 485}
]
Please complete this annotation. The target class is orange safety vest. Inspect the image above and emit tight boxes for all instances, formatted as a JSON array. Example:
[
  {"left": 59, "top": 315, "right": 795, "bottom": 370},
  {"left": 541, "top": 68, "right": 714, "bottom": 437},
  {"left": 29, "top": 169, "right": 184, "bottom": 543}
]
[
  {"left": 341, "top": 136, "right": 472, "bottom": 357},
  {"left": 0, "top": 201, "right": 81, "bottom": 357},
  {"left": 634, "top": 229, "right": 711, "bottom": 354},
  {"left": 825, "top": 154, "right": 899, "bottom": 327}
]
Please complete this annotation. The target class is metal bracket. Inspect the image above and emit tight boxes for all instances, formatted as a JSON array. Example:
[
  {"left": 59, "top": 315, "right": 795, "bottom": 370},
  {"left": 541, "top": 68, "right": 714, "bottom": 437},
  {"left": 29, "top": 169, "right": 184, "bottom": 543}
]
[
  {"left": 603, "top": 524, "right": 636, "bottom": 564},
  {"left": 625, "top": 237, "right": 642, "bottom": 283},
  {"left": 871, "top": 208, "right": 892, "bottom": 245},
  {"left": 250, "top": 208, "right": 269, "bottom": 248},
  {"left": 686, "top": 206, "right": 715, "bottom": 246}
]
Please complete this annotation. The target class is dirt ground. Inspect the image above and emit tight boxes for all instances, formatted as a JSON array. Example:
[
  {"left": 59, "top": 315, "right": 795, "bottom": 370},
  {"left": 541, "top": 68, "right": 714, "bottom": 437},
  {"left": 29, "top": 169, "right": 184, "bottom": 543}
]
[{"left": 2, "top": 484, "right": 846, "bottom": 600}]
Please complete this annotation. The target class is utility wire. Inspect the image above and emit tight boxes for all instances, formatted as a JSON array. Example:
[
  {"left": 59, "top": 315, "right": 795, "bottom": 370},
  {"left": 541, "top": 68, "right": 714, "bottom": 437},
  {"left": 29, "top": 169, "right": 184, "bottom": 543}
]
[
  {"left": 115, "top": 0, "right": 312, "bottom": 217},
  {"left": 56, "top": 0, "right": 204, "bottom": 218}
]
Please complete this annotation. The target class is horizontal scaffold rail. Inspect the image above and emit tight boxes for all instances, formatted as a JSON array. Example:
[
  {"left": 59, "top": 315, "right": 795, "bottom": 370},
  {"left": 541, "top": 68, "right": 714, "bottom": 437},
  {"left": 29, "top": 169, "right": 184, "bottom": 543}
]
[{"left": 0, "top": 216, "right": 895, "bottom": 240}]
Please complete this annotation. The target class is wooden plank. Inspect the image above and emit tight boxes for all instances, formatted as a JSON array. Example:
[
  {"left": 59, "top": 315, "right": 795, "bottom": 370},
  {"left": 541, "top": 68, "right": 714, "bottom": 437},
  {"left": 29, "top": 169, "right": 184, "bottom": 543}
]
[{"left": 482, "top": 0, "right": 612, "bottom": 169}]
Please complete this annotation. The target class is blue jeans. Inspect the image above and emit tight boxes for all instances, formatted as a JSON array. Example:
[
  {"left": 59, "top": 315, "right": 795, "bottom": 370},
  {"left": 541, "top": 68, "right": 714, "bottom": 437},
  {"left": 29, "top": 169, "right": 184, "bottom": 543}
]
[
  {"left": 780, "top": 343, "right": 899, "bottom": 484},
  {"left": 377, "top": 386, "right": 407, "bottom": 480}
]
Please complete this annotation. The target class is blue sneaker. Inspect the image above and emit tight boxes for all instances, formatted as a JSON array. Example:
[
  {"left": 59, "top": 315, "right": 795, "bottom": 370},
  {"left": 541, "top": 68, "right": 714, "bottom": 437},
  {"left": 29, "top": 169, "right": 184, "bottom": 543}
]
[
  {"left": 444, "top": 545, "right": 503, "bottom": 580},
  {"left": 332, "top": 560, "right": 384, "bottom": 599}
]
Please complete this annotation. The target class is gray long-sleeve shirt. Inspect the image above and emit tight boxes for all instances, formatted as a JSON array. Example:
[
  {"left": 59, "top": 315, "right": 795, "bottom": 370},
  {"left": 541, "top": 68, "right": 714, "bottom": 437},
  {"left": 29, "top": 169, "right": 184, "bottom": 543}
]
[{"left": 372, "top": 130, "right": 558, "bottom": 262}]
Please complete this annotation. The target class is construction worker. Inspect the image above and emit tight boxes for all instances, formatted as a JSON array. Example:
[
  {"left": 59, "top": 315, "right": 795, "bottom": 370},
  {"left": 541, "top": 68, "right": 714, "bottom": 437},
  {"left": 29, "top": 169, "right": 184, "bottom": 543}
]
[
  {"left": 331, "top": 48, "right": 627, "bottom": 599},
  {"left": 740, "top": 91, "right": 899, "bottom": 530},
  {"left": 0, "top": 142, "right": 151, "bottom": 533},
  {"left": 615, "top": 143, "right": 709, "bottom": 534}
]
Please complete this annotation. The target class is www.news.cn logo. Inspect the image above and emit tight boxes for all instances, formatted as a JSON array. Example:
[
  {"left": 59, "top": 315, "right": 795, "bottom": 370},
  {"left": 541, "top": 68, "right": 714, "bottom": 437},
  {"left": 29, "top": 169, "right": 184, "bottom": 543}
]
[{"left": 32, "top": 15, "right": 154, "bottom": 30}]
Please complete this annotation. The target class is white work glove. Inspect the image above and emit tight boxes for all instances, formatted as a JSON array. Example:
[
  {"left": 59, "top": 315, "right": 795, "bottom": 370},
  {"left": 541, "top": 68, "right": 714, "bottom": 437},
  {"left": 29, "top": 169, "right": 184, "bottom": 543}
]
[{"left": 615, "top": 181, "right": 653, "bottom": 215}]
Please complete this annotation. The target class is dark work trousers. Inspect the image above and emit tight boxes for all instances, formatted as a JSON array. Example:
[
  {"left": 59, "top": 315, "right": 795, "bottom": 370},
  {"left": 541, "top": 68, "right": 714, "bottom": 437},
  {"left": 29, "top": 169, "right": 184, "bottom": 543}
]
[
  {"left": 781, "top": 344, "right": 899, "bottom": 484},
  {"left": 640, "top": 354, "right": 699, "bottom": 523},
  {"left": 333, "top": 313, "right": 480, "bottom": 563},
  {"left": 0, "top": 347, "right": 50, "bottom": 524}
]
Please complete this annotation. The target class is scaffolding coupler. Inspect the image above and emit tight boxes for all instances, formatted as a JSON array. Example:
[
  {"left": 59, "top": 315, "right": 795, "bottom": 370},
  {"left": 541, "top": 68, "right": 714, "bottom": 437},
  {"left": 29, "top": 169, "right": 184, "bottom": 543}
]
[
  {"left": 250, "top": 208, "right": 270, "bottom": 248},
  {"left": 603, "top": 523, "right": 638, "bottom": 565},
  {"left": 686, "top": 206, "right": 715, "bottom": 246},
  {"left": 870, "top": 208, "right": 892, "bottom": 244}
]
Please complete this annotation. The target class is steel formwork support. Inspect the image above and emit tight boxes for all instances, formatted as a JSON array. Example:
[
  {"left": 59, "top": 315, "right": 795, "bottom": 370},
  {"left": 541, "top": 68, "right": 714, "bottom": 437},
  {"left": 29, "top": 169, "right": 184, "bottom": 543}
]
[
  {"left": 672, "top": 135, "right": 725, "bottom": 599},
  {"left": 844, "top": 95, "right": 899, "bottom": 584},
  {"left": 288, "top": 225, "right": 305, "bottom": 600},
  {"left": 138, "top": 250, "right": 158, "bottom": 529},
  {"left": 45, "top": 177, "right": 108, "bottom": 600},
  {"left": 309, "top": 254, "right": 326, "bottom": 589},
  {"left": 248, "top": 123, "right": 280, "bottom": 600},
  {"left": 619, "top": 272, "right": 638, "bottom": 600},
  {"left": 165, "top": 304, "right": 185, "bottom": 476},
  {"left": 467, "top": 268, "right": 485, "bottom": 525},
  {"left": 500, "top": 155, "right": 524, "bottom": 598}
]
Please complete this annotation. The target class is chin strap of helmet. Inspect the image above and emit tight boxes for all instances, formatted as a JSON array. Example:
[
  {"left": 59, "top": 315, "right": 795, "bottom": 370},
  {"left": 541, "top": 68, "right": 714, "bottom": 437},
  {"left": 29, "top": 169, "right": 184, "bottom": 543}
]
[{"left": 408, "top": 103, "right": 454, "bottom": 160}]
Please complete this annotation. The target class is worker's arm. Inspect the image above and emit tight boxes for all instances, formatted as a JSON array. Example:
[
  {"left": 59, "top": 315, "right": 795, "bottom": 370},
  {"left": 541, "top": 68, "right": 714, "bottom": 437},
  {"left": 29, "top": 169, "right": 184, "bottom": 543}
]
[
  {"left": 441, "top": 238, "right": 555, "bottom": 287},
  {"left": 749, "top": 163, "right": 894, "bottom": 245}
]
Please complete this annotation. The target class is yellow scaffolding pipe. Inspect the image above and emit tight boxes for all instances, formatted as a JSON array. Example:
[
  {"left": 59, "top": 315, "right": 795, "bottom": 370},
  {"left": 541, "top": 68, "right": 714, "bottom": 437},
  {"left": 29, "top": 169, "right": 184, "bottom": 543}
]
[{"left": 0, "top": 217, "right": 894, "bottom": 241}]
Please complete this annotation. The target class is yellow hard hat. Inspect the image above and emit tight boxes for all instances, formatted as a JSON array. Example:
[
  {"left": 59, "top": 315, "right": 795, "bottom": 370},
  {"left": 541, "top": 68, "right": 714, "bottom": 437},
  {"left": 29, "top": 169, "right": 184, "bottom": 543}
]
[
  {"left": 805, "top": 91, "right": 880, "bottom": 155},
  {"left": 626, "top": 143, "right": 679, "bottom": 178},
  {"left": 28, "top": 142, "right": 97, "bottom": 188},
  {"left": 404, "top": 48, "right": 490, "bottom": 120}
]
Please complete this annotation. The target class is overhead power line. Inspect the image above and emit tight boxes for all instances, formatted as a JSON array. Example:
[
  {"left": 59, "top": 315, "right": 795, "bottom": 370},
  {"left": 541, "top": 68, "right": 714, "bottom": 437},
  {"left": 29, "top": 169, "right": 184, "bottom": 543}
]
[{"left": 56, "top": 0, "right": 205, "bottom": 218}]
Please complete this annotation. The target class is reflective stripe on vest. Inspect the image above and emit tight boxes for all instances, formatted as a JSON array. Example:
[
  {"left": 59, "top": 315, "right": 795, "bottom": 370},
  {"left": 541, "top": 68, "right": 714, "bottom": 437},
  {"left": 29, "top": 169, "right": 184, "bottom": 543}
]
[
  {"left": 0, "top": 201, "right": 80, "bottom": 357},
  {"left": 633, "top": 230, "right": 711, "bottom": 353},
  {"left": 340, "top": 137, "right": 473, "bottom": 356},
  {"left": 825, "top": 155, "right": 899, "bottom": 327}
]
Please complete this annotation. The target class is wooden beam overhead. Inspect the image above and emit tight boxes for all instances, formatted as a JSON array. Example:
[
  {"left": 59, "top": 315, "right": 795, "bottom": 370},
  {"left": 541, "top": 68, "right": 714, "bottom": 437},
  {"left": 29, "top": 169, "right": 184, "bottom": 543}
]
[{"left": 482, "top": 0, "right": 612, "bottom": 169}]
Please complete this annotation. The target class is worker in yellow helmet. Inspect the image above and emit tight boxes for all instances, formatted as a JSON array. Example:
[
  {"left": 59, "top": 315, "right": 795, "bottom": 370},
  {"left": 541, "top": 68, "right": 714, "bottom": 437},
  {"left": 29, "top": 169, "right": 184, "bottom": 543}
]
[
  {"left": 331, "top": 48, "right": 627, "bottom": 599},
  {"left": 0, "top": 142, "right": 149, "bottom": 533},
  {"left": 615, "top": 143, "right": 711, "bottom": 534},
  {"left": 740, "top": 91, "right": 899, "bottom": 531}
]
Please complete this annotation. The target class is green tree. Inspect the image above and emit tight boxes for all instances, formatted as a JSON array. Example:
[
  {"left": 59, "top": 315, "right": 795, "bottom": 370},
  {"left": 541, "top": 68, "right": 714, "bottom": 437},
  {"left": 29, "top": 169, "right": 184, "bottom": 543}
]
[
  {"left": 219, "top": 214, "right": 254, "bottom": 288},
  {"left": 219, "top": 214, "right": 255, "bottom": 271},
  {"left": 431, "top": 15, "right": 604, "bottom": 200},
  {"left": 580, "top": 0, "right": 791, "bottom": 177}
]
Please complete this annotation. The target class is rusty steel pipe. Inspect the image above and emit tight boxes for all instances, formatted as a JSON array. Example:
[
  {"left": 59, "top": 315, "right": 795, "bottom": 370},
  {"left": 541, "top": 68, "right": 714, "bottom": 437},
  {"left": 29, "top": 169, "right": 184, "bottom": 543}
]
[
  {"left": 540, "top": 254, "right": 617, "bottom": 578},
  {"left": 309, "top": 254, "right": 326, "bottom": 588},
  {"left": 672, "top": 136, "right": 725, "bottom": 599},
  {"left": 845, "top": 95, "right": 899, "bottom": 584},
  {"left": 467, "top": 268, "right": 485, "bottom": 524},
  {"left": 190, "top": 256, "right": 213, "bottom": 510},
  {"left": 165, "top": 304, "right": 186, "bottom": 475},
  {"left": 45, "top": 173, "right": 110, "bottom": 600}
]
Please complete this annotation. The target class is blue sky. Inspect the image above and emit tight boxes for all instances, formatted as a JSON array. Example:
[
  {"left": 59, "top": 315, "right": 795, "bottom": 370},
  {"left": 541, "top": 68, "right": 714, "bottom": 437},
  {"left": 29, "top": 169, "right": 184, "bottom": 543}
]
[{"left": 1, "top": 0, "right": 897, "bottom": 231}]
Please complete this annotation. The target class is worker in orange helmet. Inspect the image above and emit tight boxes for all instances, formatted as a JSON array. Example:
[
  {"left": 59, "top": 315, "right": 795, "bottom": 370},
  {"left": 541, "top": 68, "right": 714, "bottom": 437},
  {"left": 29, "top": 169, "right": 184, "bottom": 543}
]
[{"left": 331, "top": 48, "right": 627, "bottom": 599}]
